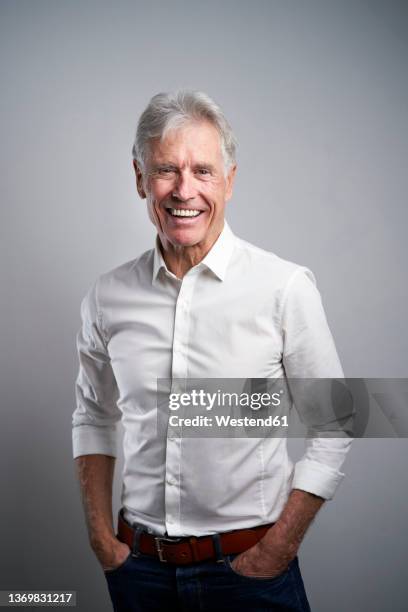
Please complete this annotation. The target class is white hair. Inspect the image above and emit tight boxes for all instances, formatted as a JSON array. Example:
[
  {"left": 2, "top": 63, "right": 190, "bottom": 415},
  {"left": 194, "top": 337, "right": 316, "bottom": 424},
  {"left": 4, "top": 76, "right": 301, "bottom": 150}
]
[{"left": 132, "top": 89, "right": 237, "bottom": 175}]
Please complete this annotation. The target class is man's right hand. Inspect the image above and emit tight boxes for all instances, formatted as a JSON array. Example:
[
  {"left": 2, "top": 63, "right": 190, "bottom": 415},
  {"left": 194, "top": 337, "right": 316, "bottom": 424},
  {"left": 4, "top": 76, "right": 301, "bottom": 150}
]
[
  {"left": 93, "top": 537, "right": 131, "bottom": 572},
  {"left": 75, "top": 455, "right": 131, "bottom": 572}
]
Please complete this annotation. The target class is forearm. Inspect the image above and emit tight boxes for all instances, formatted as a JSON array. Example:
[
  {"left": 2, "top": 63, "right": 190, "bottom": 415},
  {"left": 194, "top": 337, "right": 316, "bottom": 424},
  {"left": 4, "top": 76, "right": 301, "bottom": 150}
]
[
  {"left": 260, "top": 488, "right": 325, "bottom": 561},
  {"left": 75, "top": 454, "right": 117, "bottom": 554},
  {"left": 231, "top": 488, "right": 325, "bottom": 577}
]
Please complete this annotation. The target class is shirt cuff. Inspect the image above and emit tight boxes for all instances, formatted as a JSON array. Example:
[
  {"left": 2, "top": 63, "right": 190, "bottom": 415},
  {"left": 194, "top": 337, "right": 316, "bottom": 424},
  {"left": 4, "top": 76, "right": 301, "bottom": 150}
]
[
  {"left": 291, "top": 459, "right": 345, "bottom": 500},
  {"left": 72, "top": 424, "right": 118, "bottom": 458}
]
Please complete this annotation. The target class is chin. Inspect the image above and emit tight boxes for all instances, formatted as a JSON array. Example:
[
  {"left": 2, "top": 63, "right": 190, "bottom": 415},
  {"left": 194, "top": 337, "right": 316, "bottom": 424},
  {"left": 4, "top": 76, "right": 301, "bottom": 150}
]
[{"left": 166, "top": 228, "right": 206, "bottom": 248}]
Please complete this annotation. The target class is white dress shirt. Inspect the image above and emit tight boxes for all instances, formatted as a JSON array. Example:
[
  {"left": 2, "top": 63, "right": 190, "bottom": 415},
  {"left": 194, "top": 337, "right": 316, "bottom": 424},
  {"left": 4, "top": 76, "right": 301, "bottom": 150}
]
[{"left": 72, "top": 222, "right": 352, "bottom": 537}]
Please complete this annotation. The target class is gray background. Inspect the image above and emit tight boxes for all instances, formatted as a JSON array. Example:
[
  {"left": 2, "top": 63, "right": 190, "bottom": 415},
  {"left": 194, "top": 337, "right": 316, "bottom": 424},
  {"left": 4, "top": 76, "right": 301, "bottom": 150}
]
[{"left": 1, "top": 0, "right": 407, "bottom": 610}]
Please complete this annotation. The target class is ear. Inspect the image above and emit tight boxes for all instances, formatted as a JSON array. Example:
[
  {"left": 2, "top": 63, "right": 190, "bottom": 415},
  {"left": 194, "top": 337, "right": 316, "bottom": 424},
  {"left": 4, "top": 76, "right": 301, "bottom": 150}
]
[
  {"left": 225, "top": 164, "right": 237, "bottom": 202},
  {"left": 133, "top": 160, "right": 147, "bottom": 199}
]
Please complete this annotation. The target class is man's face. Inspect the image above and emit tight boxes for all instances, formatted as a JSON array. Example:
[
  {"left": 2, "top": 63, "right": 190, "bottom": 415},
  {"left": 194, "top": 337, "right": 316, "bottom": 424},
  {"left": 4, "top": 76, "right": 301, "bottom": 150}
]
[{"left": 134, "top": 121, "right": 236, "bottom": 250}]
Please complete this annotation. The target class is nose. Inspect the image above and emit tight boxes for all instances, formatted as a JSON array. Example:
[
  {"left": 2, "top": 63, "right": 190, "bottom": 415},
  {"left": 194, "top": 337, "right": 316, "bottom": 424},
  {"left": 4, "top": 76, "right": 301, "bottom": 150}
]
[{"left": 172, "top": 170, "right": 196, "bottom": 202}]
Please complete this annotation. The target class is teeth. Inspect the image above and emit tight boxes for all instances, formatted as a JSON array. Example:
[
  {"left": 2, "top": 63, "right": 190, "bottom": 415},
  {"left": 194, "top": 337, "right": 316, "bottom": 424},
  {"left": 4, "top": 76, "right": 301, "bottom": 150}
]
[{"left": 169, "top": 209, "right": 201, "bottom": 217}]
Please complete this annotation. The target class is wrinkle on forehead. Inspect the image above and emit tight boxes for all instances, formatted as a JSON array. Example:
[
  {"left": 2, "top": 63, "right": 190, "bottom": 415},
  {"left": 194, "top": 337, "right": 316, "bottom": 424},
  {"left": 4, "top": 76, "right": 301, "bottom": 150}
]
[{"left": 146, "top": 120, "right": 223, "bottom": 168}]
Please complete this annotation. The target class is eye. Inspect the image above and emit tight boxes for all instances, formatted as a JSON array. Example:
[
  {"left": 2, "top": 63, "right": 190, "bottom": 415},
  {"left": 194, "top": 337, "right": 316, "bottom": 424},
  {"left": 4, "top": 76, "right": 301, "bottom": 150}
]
[
  {"left": 159, "top": 167, "right": 175, "bottom": 174},
  {"left": 196, "top": 168, "right": 210, "bottom": 175}
]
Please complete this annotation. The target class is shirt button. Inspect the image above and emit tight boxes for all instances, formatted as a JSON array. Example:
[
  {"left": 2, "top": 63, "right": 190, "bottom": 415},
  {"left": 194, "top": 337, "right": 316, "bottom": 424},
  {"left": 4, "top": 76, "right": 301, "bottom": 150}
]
[{"left": 167, "top": 476, "right": 177, "bottom": 486}]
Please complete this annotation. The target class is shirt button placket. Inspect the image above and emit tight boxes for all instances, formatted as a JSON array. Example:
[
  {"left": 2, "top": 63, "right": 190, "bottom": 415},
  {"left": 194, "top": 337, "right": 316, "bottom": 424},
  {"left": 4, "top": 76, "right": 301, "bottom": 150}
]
[{"left": 165, "top": 269, "right": 198, "bottom": 535}]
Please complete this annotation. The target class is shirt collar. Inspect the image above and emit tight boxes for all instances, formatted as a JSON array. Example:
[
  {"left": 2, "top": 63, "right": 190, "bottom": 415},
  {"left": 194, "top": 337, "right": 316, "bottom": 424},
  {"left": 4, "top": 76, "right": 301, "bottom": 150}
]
[
  {"left": 152, "top": 235, "right": 167, "bottom": 282},
  {"left": 152, "top": 221, "right": 235, "bottom": 284},
  {"left": 200, "top": 221, "right": 235, "bottom": 281}
]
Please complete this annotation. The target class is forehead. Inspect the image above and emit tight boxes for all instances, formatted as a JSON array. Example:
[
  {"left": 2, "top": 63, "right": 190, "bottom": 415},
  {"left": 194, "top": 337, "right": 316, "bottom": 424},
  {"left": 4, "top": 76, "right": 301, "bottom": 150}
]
[{"left": 147, "top": 120, "right": 223, "bottom": 163}]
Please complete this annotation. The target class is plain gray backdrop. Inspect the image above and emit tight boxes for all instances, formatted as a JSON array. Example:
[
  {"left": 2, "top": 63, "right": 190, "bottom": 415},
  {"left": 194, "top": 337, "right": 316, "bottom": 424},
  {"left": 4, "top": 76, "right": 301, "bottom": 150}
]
[{"left": 1, "top": 1, "right": 407, "bottom": 610}]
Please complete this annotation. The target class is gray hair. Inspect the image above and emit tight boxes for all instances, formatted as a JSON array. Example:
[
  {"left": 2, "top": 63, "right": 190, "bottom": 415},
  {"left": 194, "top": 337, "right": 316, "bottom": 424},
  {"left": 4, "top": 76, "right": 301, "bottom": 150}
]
[{"left": 132, "top": 89, "right": 237, "bottom": 175}]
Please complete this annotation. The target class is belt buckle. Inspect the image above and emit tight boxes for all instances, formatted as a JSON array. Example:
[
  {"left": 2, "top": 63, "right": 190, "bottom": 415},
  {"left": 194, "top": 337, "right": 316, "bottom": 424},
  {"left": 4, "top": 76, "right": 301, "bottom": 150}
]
[{"left": 154, "top": 536, "right": 182, "bottom": 562}]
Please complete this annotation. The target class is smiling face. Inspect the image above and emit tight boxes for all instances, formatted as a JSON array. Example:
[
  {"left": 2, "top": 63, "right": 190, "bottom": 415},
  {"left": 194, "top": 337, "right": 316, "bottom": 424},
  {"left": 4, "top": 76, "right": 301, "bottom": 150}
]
[{"left": 134, "top": 121, "right": 236, "bottom": 255}]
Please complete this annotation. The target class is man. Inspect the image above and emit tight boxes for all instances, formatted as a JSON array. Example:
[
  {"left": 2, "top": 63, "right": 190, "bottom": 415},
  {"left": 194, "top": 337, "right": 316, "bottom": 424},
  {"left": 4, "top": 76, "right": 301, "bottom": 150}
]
[{"left": 73, "top": 90, "right": 352, "bottom": 611}]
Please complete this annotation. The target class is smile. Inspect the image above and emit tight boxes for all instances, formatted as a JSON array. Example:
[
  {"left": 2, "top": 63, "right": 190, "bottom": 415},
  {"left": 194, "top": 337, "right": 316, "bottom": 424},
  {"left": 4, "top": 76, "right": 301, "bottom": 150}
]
[{"left": 168, "top": 208, "right": 202, "bottom": 217}]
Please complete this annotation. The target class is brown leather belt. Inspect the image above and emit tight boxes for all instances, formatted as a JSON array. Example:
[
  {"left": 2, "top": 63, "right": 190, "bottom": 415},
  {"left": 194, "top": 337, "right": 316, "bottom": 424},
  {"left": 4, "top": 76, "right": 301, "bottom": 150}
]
[{"left": 118, "top": 511, "right": 273, "bottom": 565}]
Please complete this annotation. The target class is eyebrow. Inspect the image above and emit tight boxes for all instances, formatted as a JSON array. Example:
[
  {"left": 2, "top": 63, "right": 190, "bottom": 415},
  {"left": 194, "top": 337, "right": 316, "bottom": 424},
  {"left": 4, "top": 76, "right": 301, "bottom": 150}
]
[
  {"left": 150, "top": 162, "right": 177, "bottom": 170},
  {"left": 150, "top": 161, "right": 217, "bottom": 172},
  {"left": 194, "top": 162, "right": 216, "bottom": 172}
]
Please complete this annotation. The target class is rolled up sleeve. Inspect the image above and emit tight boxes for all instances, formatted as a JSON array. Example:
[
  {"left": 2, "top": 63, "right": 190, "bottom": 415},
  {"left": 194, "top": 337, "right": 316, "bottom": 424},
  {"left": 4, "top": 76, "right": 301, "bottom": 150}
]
[
  {"left": 282, "top": 268, "right": 353, "bottom": 500},
  {"left": 72, "top": 281, "right": 121, "bottom": 459}
]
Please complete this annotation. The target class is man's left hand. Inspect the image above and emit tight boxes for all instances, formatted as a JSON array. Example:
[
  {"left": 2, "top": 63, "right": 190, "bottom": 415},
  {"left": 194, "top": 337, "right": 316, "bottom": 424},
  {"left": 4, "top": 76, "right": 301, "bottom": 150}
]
[{"left": 230, "top": 539, "right": 294, "bottom": 579}]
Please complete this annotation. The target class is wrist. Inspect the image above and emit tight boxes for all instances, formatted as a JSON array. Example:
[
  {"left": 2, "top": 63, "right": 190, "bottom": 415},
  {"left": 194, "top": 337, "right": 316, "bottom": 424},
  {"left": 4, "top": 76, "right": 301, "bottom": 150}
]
[
  {"left": 257, "top": 523, "right": 299, "bottom": 561},
  {"left": 90, "top": 530, "right": 118, "bottom": 554}
]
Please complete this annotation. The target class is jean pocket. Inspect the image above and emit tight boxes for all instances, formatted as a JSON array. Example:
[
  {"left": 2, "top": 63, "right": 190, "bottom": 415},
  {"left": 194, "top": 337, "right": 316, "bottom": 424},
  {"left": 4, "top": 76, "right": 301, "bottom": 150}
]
[
  {"left": 224, "top": 553, "right": 292, "bottom": 584},
  {"left": 104, "top": 552, "right": 134, "bottom": 576}
]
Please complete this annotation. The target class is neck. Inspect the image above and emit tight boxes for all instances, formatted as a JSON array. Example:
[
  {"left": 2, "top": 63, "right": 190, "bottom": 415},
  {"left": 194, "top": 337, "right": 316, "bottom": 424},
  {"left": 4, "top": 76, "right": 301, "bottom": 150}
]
[{"left": 159, "top": 226, "right": 223, "bottom": 279}]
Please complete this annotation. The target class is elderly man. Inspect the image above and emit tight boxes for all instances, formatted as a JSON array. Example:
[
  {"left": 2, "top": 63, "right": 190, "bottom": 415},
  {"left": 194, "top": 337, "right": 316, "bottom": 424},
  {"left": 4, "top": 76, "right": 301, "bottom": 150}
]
[{"left": 73, "top": 90, "right": 352, "bottom": 611}]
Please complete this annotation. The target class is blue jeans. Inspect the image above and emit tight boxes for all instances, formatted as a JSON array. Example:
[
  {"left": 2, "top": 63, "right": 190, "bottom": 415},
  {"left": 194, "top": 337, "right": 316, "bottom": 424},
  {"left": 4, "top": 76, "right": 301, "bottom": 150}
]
[{"left": 104, "top": 551, "right": 311, "bottom": 611}]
